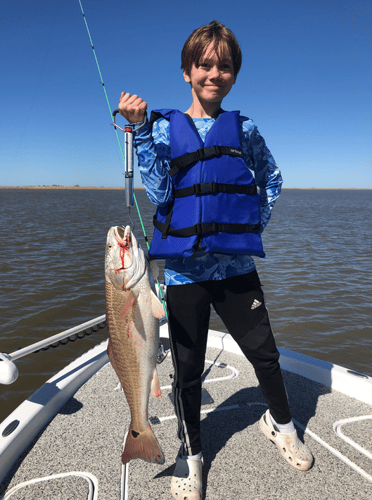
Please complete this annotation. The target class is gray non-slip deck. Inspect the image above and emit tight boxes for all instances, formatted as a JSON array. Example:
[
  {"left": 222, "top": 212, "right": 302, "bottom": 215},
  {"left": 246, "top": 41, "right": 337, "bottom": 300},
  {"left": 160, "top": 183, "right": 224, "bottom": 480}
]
[{"left": 1, "top": 339, "right": 372, "bottom": 500}]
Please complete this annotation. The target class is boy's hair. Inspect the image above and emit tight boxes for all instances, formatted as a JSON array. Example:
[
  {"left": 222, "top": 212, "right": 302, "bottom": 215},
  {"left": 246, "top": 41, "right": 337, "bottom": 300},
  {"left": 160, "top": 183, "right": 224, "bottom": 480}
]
[{"left": 181, "top": 21, "right": 242, "bottom": 78}]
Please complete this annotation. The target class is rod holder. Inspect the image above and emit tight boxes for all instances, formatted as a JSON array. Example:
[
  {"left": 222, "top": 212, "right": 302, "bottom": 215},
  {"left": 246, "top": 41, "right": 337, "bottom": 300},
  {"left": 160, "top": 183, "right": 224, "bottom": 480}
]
[{"left": 0, "top": 353, "right": 18, "bottom": 385}]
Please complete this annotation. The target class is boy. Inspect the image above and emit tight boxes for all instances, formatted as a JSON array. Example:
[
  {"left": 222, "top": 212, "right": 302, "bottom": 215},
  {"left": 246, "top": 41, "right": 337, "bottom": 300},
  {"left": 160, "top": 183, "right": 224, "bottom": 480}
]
[{"left": 118, "top": 20, "right": 313, "bottom": 500}]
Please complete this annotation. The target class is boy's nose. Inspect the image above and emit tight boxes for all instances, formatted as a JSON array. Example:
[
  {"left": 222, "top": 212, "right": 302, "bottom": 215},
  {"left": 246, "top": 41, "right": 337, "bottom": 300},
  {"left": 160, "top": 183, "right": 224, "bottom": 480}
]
[{"left": 209, "top": 65, "right": 221, "bottom": 79}]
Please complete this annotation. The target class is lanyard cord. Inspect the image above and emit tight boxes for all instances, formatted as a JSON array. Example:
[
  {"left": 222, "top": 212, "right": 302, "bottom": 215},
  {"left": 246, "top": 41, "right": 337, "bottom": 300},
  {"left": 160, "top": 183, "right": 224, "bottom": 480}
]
[{"left": 78, "top": 0, "right": 167, "bottom": 318}]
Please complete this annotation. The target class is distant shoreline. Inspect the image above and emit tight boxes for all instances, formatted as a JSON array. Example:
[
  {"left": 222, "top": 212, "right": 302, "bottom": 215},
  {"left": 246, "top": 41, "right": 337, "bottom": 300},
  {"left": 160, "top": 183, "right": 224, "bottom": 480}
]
[
  {"left": 0, "top": 186, "right": 145, "bottom": 190},
  {"left": 0, "top": 186, "right": 370, "bottom": 190}
]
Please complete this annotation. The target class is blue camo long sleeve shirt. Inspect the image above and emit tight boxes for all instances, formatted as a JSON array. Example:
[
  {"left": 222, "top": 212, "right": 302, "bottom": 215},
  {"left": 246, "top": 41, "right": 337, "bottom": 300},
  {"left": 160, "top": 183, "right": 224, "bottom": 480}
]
[{"left": 133, "top": 112, "right": 283, "bottom": 286}]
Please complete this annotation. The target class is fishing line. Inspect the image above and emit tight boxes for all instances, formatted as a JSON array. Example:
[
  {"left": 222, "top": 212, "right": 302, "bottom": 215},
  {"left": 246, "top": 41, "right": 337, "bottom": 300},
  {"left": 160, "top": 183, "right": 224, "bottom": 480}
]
[
  {"left": 78, "top": 0, "right": 148, "bottom": 245},
  {"left": 78, "top": 0, "right": 167, "bottom": 318}
]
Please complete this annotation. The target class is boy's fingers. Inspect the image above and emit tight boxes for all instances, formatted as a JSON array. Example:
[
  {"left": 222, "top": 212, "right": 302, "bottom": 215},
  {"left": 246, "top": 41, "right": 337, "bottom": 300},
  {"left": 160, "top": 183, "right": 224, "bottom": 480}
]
[
  {"left": 119, "top": 93, "right": 144, "bottom": 107},
  {"left": 128, "top": 94, "right": 144, "bottom": 106},
  {"left": 118, "top": 92, "right": 147, "bottom": 122},
  {"left": 120, "top": 92, "right": 132, "bottom": 102}
]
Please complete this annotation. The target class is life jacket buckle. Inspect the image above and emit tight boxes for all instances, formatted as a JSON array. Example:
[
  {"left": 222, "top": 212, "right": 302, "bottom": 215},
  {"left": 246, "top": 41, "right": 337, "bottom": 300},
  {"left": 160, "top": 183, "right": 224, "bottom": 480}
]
[
  {"left": 193, "top": 183, "right": 202, "bottom": 195},
  {"left": 210, "top": 145, "right": 222, "bottom": 156},
  {"left": 193, "top": 182, "right": 217, "bottom": 195},
  {"left": 196, "top": 145, "right": 222, "bottom": 160},
  {"left": 196, "top": 148, "right": 205, "bottom": 160}
]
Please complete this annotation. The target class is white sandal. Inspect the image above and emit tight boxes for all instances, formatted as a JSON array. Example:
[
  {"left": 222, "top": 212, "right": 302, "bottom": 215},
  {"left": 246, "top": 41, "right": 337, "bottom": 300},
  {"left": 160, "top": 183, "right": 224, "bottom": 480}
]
[
  {"left": 171, "top": 447, "right": 203, "bottom": 500},
  {"left": 259, "top": 409, "right": 314, "bottom": 471}
]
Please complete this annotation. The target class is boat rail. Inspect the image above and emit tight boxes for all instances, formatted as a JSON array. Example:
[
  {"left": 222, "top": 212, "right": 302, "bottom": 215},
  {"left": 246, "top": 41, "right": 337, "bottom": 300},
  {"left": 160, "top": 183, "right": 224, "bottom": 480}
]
[{"left": 0, "top": 314, "right": 167, "bottom": 385}]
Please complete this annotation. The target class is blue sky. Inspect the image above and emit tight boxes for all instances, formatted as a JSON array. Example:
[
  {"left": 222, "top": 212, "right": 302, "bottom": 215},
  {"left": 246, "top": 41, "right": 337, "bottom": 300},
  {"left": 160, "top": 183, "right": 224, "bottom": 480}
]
[{"left": 1, "top": 0, "right": 371, "bottom": 188}]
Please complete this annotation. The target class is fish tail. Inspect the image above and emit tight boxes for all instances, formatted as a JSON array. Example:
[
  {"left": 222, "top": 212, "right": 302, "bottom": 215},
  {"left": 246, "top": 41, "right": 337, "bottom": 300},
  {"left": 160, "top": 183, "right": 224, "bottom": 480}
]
[{"left": 122, "top": 424, "right": 165, "bottom": 465}]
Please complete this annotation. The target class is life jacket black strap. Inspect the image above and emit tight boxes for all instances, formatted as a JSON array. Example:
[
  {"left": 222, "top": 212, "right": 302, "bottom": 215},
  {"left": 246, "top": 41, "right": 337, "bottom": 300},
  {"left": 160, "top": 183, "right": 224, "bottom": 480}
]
[
  {"left": 153, "top": 219, "right": 261, "bottom": 238},
  {"left": 174, "top": 182, "right": 257, "bottom": 198},
  {"left": 149, "top": 110, "right": 166, "bottom": 128},
  {"left": 169, "top": 146, "right": 244, "bottom": 177},
  {"left": 153, "top": 200, "right": 175, "bottom": 239}
]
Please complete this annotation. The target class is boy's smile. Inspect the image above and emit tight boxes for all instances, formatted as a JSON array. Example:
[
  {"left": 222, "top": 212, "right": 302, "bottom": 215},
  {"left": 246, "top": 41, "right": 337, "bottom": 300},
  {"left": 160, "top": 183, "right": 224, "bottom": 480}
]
[{"left": 183, "top": 43, "right": 236, "bottom": 116}]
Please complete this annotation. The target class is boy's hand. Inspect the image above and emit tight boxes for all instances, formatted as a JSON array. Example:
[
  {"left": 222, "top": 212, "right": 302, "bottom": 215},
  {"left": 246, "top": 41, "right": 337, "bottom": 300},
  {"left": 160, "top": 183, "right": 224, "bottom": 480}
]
[{"left": 118, "top": 92, "right": 147, "bottom": 123}]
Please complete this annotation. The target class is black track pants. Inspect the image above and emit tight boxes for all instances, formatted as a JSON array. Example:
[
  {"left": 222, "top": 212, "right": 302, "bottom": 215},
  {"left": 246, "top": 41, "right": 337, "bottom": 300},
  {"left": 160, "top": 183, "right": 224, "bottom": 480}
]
[{"left": 167, "top": 271, "right": 292, "bottom": 456}]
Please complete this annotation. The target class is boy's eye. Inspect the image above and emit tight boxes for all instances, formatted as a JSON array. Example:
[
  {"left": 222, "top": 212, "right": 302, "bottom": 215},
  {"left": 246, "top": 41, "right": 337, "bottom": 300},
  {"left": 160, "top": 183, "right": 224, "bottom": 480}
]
[
  {"left": 199, "top": 62, "right": 231, "bottom": 71},
  {"left": 220, "top": 63, "right": 232, "bottom": 71}
]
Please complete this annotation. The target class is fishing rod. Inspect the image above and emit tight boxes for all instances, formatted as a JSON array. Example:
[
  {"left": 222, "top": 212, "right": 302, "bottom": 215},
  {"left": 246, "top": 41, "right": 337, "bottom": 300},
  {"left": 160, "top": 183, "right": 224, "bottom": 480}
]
[
  {"left": 78, "top": 0, "right": 167, "bottom": 319},
  {"left": 78, "top": 1, "right": 140, "bottom": 231}
]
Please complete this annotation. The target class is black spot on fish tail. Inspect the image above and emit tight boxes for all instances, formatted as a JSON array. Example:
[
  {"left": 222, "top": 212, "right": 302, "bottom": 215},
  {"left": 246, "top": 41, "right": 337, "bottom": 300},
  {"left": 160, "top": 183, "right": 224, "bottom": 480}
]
[{"left": 122, "top": 424, "right": 165, "bottom": 464}]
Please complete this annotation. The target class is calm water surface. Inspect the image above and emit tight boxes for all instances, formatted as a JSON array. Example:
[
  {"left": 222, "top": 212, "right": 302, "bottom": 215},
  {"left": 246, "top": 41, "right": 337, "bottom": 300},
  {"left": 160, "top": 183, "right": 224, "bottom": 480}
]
[{"left": 0, "top": 188, "right": 371, "bottom": 422}]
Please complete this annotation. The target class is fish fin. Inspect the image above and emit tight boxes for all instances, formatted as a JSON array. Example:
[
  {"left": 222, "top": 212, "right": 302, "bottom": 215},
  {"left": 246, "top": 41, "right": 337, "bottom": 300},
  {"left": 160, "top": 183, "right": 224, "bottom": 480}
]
[
  {"left": 150, "top": 290, "right": 165, "bottom": 319},
  {"left": 148, "top": 259, "right": 159, "bottom": 280},
  {"left": 122, "top": 424, "right": 165, "bottom": 465},
  {"left": 121, "top": 291, "right": 138, "bottom": 318},
  {"left": 107, "top": 338, "right": 121, "bottom": 383},
  {"left": 151, "top": 370, "right": 161, "bottom": 398},
  {"left": 107, "top": 338, "right": 116, "bottom": 369}
]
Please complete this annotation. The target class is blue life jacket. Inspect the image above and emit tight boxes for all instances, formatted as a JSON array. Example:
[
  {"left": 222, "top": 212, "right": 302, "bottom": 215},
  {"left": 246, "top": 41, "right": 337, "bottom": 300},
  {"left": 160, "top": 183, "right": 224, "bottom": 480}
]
[{"left": 148, "top": 109, "right": 265, "bottom": 260}]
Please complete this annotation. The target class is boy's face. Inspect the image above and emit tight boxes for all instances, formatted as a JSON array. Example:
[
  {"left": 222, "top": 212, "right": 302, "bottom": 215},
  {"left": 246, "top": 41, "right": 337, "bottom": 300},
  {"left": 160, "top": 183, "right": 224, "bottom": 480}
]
[{"left": 183, "top": 43, "right": 236, "bottom": 106}]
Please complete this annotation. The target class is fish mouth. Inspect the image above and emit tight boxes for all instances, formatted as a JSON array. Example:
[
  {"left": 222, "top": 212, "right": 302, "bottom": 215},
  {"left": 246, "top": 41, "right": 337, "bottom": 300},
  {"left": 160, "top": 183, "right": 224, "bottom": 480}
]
[
  {"left": 106, "top": 225, "right": 145, "bottom": 290},
  {"left": 113, "top": 226, "right": 133, "bottom": 272},
  {"left": 116, "top": 226, "right": 132, "bottom": 246}
]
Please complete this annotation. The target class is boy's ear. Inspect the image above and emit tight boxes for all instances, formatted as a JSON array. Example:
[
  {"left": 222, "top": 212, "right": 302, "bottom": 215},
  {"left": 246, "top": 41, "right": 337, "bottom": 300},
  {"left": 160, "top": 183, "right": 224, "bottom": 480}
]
[{"left": 183, "top": 69, "right": 191, "bottom": 84}]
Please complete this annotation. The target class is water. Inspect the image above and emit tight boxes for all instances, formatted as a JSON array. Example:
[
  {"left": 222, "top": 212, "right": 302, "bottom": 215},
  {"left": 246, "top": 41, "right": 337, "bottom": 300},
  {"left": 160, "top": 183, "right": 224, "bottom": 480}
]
[{"left": 0, "top": 188, "right": 371, "bottom": 423}]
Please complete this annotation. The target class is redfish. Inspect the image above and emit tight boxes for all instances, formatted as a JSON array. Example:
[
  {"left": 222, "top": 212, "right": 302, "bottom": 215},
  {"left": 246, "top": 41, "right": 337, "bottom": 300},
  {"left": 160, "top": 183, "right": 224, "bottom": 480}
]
[{"left": 105, "top": 225, "right": 165, "bottom": 464}]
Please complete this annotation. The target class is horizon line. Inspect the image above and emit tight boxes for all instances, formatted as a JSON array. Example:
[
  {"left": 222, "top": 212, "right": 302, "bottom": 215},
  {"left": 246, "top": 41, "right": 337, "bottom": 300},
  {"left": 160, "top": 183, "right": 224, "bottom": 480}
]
[{"left": 0, "top": 186, "right": 371, "bottom": 191}]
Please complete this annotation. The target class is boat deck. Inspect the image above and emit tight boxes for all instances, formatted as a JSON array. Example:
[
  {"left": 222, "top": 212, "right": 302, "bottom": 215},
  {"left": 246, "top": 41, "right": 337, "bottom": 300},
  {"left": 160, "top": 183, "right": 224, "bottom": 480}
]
[{"left": 1, "top": 331, "right": 372, "bottom": 499}]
